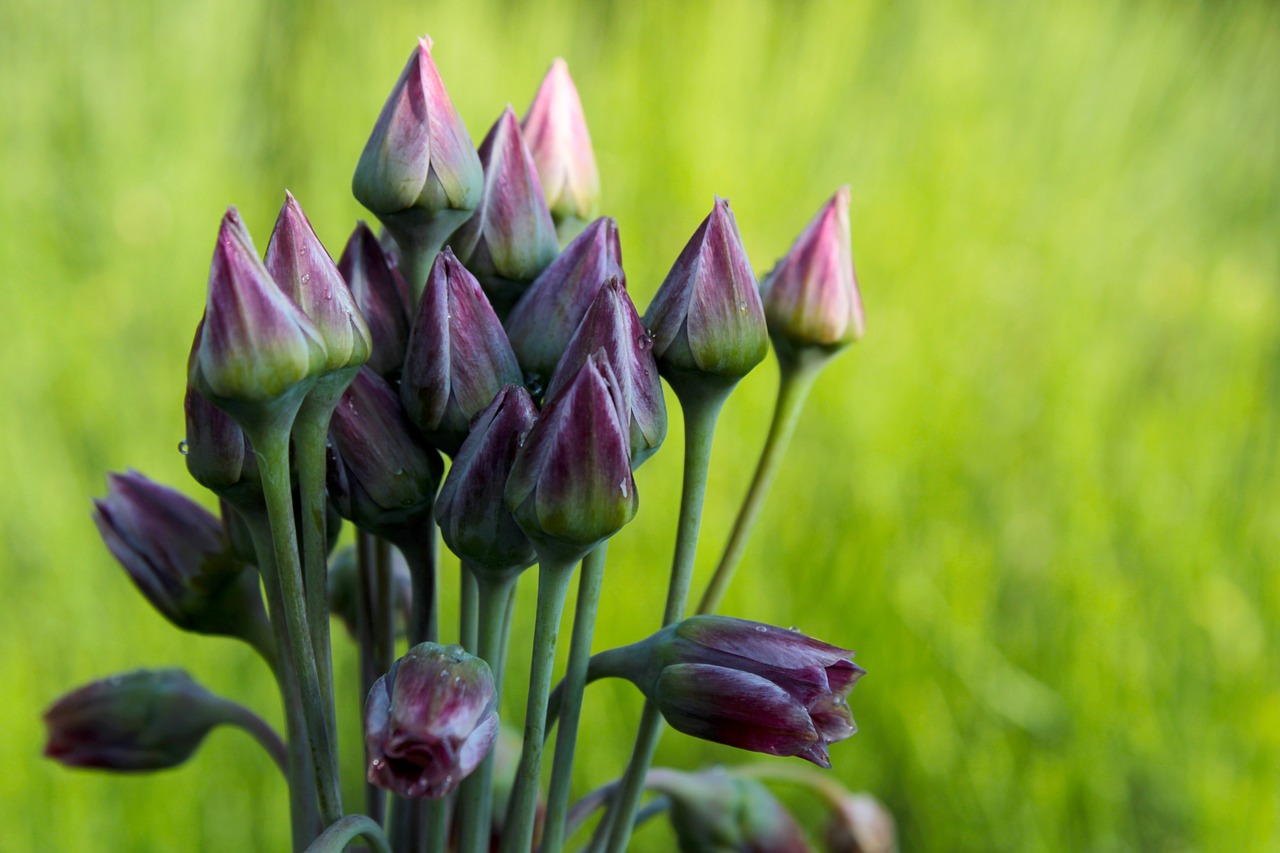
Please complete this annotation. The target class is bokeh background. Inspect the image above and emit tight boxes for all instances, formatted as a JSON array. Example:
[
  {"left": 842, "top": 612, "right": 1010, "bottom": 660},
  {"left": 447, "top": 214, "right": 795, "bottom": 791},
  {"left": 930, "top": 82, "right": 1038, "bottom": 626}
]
[{"left": 2, "top": 0, "right": 1277, "bottom": 850}]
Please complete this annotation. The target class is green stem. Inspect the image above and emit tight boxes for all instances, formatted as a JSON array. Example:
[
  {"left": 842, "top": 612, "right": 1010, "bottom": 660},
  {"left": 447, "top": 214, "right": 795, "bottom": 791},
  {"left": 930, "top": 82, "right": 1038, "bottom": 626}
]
[
  {"left": 697, "top": 362, "right": 819, "bottom": 614},
  {"left": 460, "top": 565, "right": 479, "bottom": 653},
  {"left": 355, "top": 531, "right": 386, "bottom": 824},
  {"left": 599, "top": 391, "right": 726, "bottom": 853},
  {"left": 215, "top": 698, "right": 290, "bottom": 778},
  {"left": 731, "top": 761, "right": 850, "bottom": 808},
  {"left": 425, "top": 798, "right": 450, "bottom": 853},
  {"left": 304, "top": 814, "right": 393, "bottom": 853},
  {"left": 541, "top": 545, "right": 608, "bottom": 853},
  {"left": 501, "top": 558, "right": 577, "bottom": 853}
]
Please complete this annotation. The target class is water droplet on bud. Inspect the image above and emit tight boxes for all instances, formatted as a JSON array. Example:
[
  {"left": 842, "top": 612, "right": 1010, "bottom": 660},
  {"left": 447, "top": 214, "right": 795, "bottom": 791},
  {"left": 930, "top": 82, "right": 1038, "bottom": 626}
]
[{"left": 177, "top": 440, "right": 189, "bottom": 455}]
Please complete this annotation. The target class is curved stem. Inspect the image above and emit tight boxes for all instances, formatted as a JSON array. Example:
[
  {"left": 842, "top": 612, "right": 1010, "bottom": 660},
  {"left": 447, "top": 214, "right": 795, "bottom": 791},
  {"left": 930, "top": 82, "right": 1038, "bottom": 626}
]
[
  {"left": 697, "top": 363, "right": 819, "bottom": 614},
  {"left": 731, "top": 761, "right": 850, "bottom": 808},
  {"left": 215, "top": 698, "right": 289, "bottom": 778},
  {"left": 304, "top": 814, "right": 393, "bottom": 853},
  {"left": 541, "top": 544, "right": 608, "bottom": 853},
  {"left": 501, "top": 557, "right": 577, "bottom": 853}
]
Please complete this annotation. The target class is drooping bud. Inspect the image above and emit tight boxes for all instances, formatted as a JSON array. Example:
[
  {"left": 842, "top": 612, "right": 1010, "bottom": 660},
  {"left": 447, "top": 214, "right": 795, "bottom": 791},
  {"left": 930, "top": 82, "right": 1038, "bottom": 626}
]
[
  {"left": 327, "top": 544, "right": 413, "bottom": 641},
  {"left": 759, "top": 186, "right": 864, "bottom": 365},
  {"left": 435, "top": 385, "right": 539, "bottom": 578},
  {"left": 328, "top": 366, "right": 443, "bottom": 535},
  {"left": 824, "top": 793, "right": 898, "bottom": 853},
  {"left": 264, "top": 191, "right": 372, "bottom": 374},
  {"left": 592, "top": 616, "right": 863, "bottom": 767},
  {"left": 504, "top": 355, "right": 636, "bottom": 564},
  {"left": 189, "top": 208, "right": 327, "bottom": 410},
  {"left": 520, "top": 58, "right": 600, "bottom": 229},
  {"left": 643, "top": 198, "right": 768, "bottom": 397},
  {"left": 352, "top": 36, "right": 483, "bottom": 282},
  {"left": 647, "top": 768, "right": 813, "bottom": 853},
  {"left": 365, "top": 643, "right": 499, "bottom": 799},
  {"left": 44, "top": 670, "right": 233, "bottom": 771},
  {"left": 544, "top": 276, "right": 666, "bottom": 467},
  {"left": 338, "top": 221, "right": 414, "bottom": 377},
  {"left": 448, "top": 107, "right": 560, "bottom": 317},
  {"left": 183, "top": 383, "right": 258, "bottom": 502},
  {"left": 504, "top": 216, "right": 624, "bottom": 382},
  {"left": 400, "top": 248, "right": 523, "bottom": 455},
  {"left": 92, "top": 471, "right": 268, "bottom": 643}
]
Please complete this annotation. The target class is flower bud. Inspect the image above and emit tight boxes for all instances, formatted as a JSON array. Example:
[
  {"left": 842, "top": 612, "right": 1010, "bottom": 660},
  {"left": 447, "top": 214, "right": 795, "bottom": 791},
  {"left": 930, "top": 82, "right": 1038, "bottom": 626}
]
[
  {"left": 503, "top": 216, "right": 624, "bottom": 382},
  {"left": 759, "top": 186, "right": 864, "bottom": 363},
  {"left": 435, "top": 385, "right": 539, "bottom": 577},
  {"left": 520, "top": 58, "right": 600, "bottom": 227},
  {"left": 183, "top": 383, "right": 258, "bottom": 501},
  {"left": 365, "top": 643, "right": 499, "bottom": 799},
  {"left": 327, "top": 544, "right": 413, "bottom": 640},
  {"left": 595, "top": 616, "right": 863, "bottom": 767},
  {"left": 824, "top": 793, "right": 897, "bottom": 853},
  {"left": 44, "top": 670, "right": 230, "bottom": 771},
  {"left": 544, "top": 276, "right": 666, "bottom": 467},
  {"left": 328, "top": 366, "right": 443, "bottom": 534},
  {"left": 338, "top": 221, "right": 414, "bottom": 378},
  {"left": 189, "top": 207, "right": 327, "bottom": 409},
  {"left": 448, "top": 106, "right": 560, "bottom": 316},
  {"left": 504, "top": 355, "right": 637, "bottom": 563},
  {"left": 264, "top": 191, "right": 372, "bottom": 374},
  {"left": 643, "top": 198, "right": 768, "bottom": 395},
  {"left": 400, "top": 248, "right": 523, "bottom": 454},
  {"left": 92, "top": 471, "right": 267, "bottom": 641},
  {"left": 647, "top": 768, "right": 812, "bottom": 853},
  {"left": 352, "top": 36, "right": 483, "bottom": 262}
]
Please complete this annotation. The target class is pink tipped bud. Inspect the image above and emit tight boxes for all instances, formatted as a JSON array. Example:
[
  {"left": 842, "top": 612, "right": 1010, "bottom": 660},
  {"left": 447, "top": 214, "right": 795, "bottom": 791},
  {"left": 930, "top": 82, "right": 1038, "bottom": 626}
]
[
  {"left": 521, "top": 58, "right": 600, "bottom": 225},
  {"left": 338, "top": 222, "right": 414, "bottom": 378}
]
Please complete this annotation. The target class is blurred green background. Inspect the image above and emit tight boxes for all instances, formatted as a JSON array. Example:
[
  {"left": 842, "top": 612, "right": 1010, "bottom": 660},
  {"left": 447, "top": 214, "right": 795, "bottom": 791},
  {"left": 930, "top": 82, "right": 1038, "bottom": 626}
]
[{"left": 2, "top": 0, "right": 1277, "bottom": 849}]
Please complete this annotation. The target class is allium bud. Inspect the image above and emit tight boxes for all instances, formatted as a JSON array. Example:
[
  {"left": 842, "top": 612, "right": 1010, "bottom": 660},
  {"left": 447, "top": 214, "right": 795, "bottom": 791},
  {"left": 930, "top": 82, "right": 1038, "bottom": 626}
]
[
  {"left": 595, "top": 616, "right": 863, "bottom": 767},
  {"left": 435, "top": 385, "right": 539, "bottom": 577},
  {"left": 503, "top": 216, "right": 624, "bottom": 382},
  {"left": 647, "top": 768, "right": 813, "bottom": 853},
  {"left": 264, "top": 191, "right": 372, "bottom": 374},
  {"left": 759, "top": 186, "right": 864, "bottom": 362},
  {"left": 44, "top": 670, "right": 230, "bottom": 771},
  {"left": 448, "top": 107, "right": 560, "bottom": 316},
  {"left": 328, "top": 366, "right": 443, "bottom": 534},
  {"left": 189, "top": 208, "right": 327, "bottom": 410},
  {"left": 365, "top": 643, "right": 499, "bottom": 799},
  {"left": 183, "top": 384, "right": 258, "bottom": 501},
  {"left": 824, "top": 793, "right": 897, "bottom": 853},
  {"left": 504, "top": 355, "right": 637, "bottom": 563},
  {"left": 400, "top": 248, "right": 523, "bottom": 454},
  {"left": 352, "top": 36, "right": 483, "bottom": 264},
  {"left": 644, "top": 198, "right": 768, "bottom": 394},
  {"left": 92, "top": 471, "right": 267, "bottom": 641},
  {"left": 544, "top": 276, "right": 666, "bottom": 467},
  {"left": 338, "top": 221, "right": 414, "bottom": 378},
  {"left": 520, "top": 58, "right": 600, "bottom": 226}
]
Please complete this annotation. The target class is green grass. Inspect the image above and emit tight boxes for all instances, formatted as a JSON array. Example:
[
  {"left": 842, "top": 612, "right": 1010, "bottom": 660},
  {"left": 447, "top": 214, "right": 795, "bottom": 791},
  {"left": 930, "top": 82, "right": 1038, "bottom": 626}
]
[{"left": 1, "top": 0, "right": 1277, "bottom": 849}]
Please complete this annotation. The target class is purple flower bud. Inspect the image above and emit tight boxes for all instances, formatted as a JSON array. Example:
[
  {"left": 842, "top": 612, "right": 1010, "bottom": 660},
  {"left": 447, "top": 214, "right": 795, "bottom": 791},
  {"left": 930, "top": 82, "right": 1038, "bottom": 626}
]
[
  {"left": 504, "top": 355, "right": 637, "bottom": 563},
  {"left": 92, "top": 471, "right": 266, "bottom": 640},
  {"left": 352, "top": 36, "right": 483, "bottom": 254},
  {"left": 448, "top": 107, "right": 560, "bottom": 316},
  {"left": 365, "top": 643, "right": 499, "bottom": 799},
  {"left": 338, "top": 222, "right": 414, "bottom": 378},
  {"left": 504, "top": 216, "right": 624, "bottom": 381},
  {"left": 400, "top": 248, "right": 523, "bottom": 455},
  {"left": 647, "top": 768, "right": 813, "bottom": 853},
  {"left": 544, "top": 277, "right": 666, "bottom": 466},
  {"left": 644, "top": 198, "right": 769, "bottom": 392},
  {"left": 328, "top": 367, "right": 443, "bottom": 533},
  {"left": 44, "top": 670, "right": 229, "bottom": 771},
  {"left": 760, "top": 186, "right": 864, "bottom": 360},
  {"left": 824, "top": 793, "right": 898, "bottom": 853},
  {"left": 435, "top": 385, "right": 539, "bottom": 577},
  {"left": 183, "top": 384, "right": 258, "bottom": 499},
  {"left": 520, "top": 58, "right": 600, "bottom": 225},
  {"left": 264, "top": 191, "right": 372, "bottom": 374},
  {"left": 598, "top": 616, "right": 863, "bottom": 767},
  {"left": 189, "top": 208, "right": 327, "bottom": 406}
]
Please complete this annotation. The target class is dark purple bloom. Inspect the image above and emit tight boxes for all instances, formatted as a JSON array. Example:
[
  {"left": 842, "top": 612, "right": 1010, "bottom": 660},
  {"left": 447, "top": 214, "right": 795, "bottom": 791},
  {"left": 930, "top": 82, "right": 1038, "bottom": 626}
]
[
  {"left": 521, "top": 58, "right": 600, "bottom": 225},
  {"left": 504, "top": 216, "right": 624, "bottom": 382},
  {"left": 544, "top": 276, "right": 666, "bottom": 466},
  {"left": 647, "top": 768, "right": 813, "bottom": 853},
  {"left": 365, "top": 643, "right": 499, "bottom": 799},
  {"left": 435, "top": 385, "right": 539, "bottom": 576},
  {"left": 337, "top": 222, "right": 414, "bottom": 378},
  {"left": 182, "top": 384, "right": 257, "bottom": 499},
  {"left": 644, "top": 198, "right": 769, "bottom": 389},
  {"left": 400, "top": 248, "right": 523, "bottom": 455}
]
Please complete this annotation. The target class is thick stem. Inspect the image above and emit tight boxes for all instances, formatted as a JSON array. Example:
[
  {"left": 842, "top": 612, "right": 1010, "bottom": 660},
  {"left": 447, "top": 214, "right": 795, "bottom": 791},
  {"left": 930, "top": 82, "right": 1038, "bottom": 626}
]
[
  {"left": 599, "top": 392, "right": 725, "bottom": 853},
  {"left": 541, "top": 545, "right": 608, "bottom": 853},
  {"left": 697, "top": 363, "right": 819, "bottom": 614},
  {"left": 356, "top": 531, "right": 385, "bottom": 824},
  {"left": 460, "top": 565, "right": 479, "bottom": 653},
  {"left": 374, "top": 537, "right": 396, "bottom": 674},
  {"left": 304, "top": 814, "right": 393, "bottom": 853},
  {"left": 398, "top": 518, "right": 439, "bottom": 646},
  {"left": 425, "top": 798, "right": 450, "bottom": 853},
  {"left": 500, "top": 558, "right": 577, "bottom": 853}
]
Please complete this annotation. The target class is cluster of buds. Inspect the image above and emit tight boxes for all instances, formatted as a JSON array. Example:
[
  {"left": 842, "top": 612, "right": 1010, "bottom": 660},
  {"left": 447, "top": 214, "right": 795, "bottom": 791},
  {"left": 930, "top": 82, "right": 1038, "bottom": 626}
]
[{"left": 45, "top": 29, "right": 882, "bottom": 853}]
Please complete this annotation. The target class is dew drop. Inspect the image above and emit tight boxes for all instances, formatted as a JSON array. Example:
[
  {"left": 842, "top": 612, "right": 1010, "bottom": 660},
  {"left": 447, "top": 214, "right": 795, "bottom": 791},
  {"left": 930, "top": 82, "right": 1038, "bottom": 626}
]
[
  {"left": 177, "top": 439, "right": 189, "bottom": 455},
  {"left": 635, "top": 333, "right": 653, "bottom": 352},
  {"left": 754, "top": 625, "right": 768, "bottom": 633},
  {"left": 516, "top": 430, "right": 529, "bottom": 448},
  {"left": 788, "top": 626, "right": 801, "bottom": 632},
  {"left": 454, "top": 676, "right": 462, "bottom": 684},
  {"left": 619, "top": 480, "right": 629, "bottom": 497},
  {"left": 394, "top": 467, "right": 406, "bottom": 477},
  {"left": 300, "top": 274, "right": 311, "bottom": 285}
]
